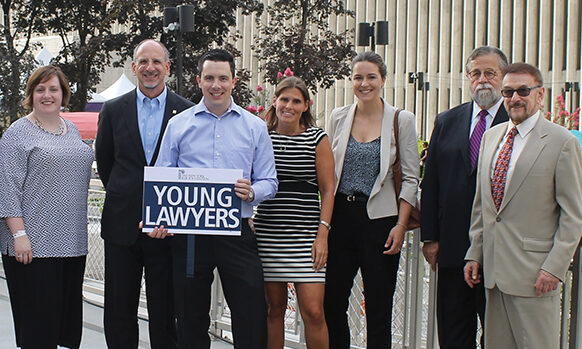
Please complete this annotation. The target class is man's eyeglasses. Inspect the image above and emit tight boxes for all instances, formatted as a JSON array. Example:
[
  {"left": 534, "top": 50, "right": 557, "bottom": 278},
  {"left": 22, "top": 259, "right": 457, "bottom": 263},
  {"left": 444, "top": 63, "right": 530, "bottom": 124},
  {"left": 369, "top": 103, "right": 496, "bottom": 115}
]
[
  {"left": 467, "top": 69, "right": 498, "bottom": 80},
  {"left": 500, "top": 86, "right": 542, "bottom": 98}
]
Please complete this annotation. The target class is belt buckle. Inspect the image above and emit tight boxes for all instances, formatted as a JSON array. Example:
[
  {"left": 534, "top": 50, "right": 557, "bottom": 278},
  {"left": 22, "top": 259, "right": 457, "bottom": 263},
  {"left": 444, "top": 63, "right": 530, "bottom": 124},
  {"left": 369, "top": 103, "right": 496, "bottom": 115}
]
[{"left": 346, "top": 194, "right": 356, "bottom": 202}]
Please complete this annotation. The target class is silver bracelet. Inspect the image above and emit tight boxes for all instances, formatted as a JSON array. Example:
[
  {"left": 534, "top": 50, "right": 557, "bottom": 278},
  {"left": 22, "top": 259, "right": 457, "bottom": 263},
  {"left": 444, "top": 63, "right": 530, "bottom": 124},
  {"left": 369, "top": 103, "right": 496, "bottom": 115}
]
[
  {"left": 12, "top": 230, "right": 27, "bottom": 239},
  {"left": 319, "top": 220, "right": 331, "bottom": 231}
]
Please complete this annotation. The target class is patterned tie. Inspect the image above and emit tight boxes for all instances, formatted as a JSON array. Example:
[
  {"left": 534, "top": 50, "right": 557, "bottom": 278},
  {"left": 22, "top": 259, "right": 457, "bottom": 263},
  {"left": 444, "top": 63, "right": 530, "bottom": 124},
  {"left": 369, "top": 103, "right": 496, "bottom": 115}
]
[
  {"left": 469, "top": 110, "right": 488, "bottom": 168},
  {"left": 491, "top": 127, "right": 518, "bottom": 211}
]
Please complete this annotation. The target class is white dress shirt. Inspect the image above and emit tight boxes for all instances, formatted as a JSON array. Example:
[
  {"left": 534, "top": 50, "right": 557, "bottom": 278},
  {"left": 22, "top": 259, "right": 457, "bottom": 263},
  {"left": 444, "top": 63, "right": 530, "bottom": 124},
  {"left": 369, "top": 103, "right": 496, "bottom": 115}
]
[{"left": 491, "top": 110, "right": 540, "bottom": 184}]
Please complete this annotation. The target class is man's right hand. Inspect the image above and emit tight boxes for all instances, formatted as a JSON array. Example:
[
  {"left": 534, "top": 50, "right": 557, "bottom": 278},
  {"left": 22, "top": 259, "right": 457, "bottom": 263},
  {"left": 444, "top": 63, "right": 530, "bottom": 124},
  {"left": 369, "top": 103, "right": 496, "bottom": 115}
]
[
  {"left": 463, "top": 261, "right": 481, "bottom": 288},
  {"left": 422, "top": 241, "right": 439, "bottom": 271}
]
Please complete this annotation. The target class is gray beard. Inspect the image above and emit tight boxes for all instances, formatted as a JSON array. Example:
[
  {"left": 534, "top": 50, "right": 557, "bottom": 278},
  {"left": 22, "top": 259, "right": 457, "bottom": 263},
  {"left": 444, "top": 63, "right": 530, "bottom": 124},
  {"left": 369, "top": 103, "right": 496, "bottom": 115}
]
[{"left": 472, "top": 87, "right": 501, "bottom": 109}]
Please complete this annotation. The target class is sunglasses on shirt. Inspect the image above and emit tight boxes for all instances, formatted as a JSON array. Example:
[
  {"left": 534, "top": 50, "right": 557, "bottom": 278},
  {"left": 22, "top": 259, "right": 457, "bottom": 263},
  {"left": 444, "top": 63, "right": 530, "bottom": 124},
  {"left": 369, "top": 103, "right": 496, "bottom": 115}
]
[{"left": 500, "top": 85, "right": 542, "bottom": 98}]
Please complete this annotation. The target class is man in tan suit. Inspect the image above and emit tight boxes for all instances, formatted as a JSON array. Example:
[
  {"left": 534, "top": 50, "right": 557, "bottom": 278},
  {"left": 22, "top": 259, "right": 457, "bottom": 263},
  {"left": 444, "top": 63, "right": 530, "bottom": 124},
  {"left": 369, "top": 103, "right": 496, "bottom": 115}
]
[{"left": 464, "top": 62, "right": 582, "bottom": 349}]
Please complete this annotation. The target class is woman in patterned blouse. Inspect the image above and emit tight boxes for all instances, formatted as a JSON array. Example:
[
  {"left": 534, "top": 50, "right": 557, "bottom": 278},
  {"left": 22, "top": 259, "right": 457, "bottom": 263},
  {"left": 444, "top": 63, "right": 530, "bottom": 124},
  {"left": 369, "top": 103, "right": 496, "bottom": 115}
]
[
  {"left": 324, "top": 52, "right": 419, "bottom": 348},
  {"left": 0, "top": 65, "right": 93, "bottom": 349}
]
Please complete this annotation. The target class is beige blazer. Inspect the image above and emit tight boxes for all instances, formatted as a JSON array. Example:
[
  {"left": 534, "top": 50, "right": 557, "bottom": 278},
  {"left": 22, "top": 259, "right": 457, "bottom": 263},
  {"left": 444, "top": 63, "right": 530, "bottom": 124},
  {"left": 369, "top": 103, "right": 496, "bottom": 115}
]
[
  {"left": 326, "top": 100, "right": 419, "bottom": 219},
  {"left": 466, "top": 116, "right": 582, "bottom": 297}
]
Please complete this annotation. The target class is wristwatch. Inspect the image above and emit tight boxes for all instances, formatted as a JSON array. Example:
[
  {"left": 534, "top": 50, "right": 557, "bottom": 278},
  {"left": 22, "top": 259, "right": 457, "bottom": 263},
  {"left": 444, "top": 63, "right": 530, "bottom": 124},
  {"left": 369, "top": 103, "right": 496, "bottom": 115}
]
[{"left": 247, "top": 187, "right": 255, "bottom": 202}]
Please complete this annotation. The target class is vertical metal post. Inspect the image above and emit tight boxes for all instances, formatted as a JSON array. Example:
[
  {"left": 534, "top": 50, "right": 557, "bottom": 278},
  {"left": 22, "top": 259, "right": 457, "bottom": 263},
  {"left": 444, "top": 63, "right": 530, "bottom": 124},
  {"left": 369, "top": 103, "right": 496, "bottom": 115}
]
[
  {"left": 370, "top": 22, "right": 376, "bottom": 52},
  {"left": 407, "top": 229, "right": 422, "bottom": 348},
  {"left": 569, "top": 246, "right": 581, "bottom": 348},
  {"left": 176, "top": 32, "right": 183, "bottom": 96},
  {"left": 426, "top": 269, "right": 438, "bottom": 349}
]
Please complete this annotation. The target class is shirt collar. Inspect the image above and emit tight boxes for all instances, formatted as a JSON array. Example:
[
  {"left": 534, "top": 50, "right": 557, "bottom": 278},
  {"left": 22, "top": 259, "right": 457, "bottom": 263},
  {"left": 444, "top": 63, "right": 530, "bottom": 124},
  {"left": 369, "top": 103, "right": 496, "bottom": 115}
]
[
  {"left": 136, "top": 85, "right": 168, "bottom": 110},
  {"left": 507, "top": 110, "right": 540, "bottom": 138},
  {"left": 471, "top": 97, "right": 503, "bottom": 121},
  {"left": 193, "top": 97, "right": 242, "bottom": 118}
]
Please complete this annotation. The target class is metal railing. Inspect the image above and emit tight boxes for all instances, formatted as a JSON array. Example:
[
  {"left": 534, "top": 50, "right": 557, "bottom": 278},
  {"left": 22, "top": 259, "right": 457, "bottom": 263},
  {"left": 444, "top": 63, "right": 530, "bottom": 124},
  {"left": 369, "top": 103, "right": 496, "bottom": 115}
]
[{"left": 72, "top": 189, "right": 582, "bottom": 348}]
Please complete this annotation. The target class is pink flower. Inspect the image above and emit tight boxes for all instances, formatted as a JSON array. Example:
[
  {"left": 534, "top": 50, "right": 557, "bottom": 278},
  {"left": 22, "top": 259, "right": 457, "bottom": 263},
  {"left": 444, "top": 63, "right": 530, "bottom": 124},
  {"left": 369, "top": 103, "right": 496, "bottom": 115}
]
[
  {"left": 277, "top": 72, "right": 284, "bottom": 79},
  {"left": 258, "top": 106, "right": 265, "bottom": 113},
  {"left": 247, "top": 105, "right": 258, "bottom": 113},
  {"left": 257, "top": 85, "right": 263, "bottom": 92},
  {"left": 309, "top": 99, "right": 314, "bottom": 105},
  {"left": 284, "top": 68, "right": 294, "bottom": 77},
  {"left": 557, "top": 95, "right": 564, "bottom": 102}
]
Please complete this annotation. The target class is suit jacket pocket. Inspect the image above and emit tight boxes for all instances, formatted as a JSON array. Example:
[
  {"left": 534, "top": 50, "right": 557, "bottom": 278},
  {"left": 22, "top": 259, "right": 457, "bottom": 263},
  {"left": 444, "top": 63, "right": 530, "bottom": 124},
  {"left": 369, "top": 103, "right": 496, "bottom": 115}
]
[{"left": 521, "top": 238, "right": 553, "bottom": 252}]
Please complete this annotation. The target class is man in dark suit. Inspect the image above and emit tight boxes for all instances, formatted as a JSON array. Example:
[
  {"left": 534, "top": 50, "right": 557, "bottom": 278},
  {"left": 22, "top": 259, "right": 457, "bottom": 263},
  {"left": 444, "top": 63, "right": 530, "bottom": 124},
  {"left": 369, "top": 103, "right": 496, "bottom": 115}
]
[
  {"left": 95, "top": 39, "right": 193, "bottom": 349},
  {"left": 420, "top": 46, "right": 509, "bottom": 348}
]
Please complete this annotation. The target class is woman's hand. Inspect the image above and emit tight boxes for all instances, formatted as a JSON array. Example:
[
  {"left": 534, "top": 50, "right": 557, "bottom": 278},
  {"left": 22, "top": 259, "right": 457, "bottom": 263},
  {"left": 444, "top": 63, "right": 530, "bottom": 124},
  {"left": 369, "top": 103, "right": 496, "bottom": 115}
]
[
  {"left": 383, "top": 223, "right": 406, "bottom": 255},
  {"left": 14, "top": 235, "right": 33, "bottom": 264},
  {"left": 311, "top": 234, "right": 328, "bottom": 271}
]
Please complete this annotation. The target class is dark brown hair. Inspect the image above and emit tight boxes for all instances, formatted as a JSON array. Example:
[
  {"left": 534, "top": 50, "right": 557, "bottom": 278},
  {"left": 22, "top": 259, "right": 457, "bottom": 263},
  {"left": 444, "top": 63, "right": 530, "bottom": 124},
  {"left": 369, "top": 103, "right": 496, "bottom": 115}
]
[
  {"left": 22, "top": 65, "right": 70, "bottom": 110},
  {"left": 264, "top": 76, "right": 314, "bottom": 131},
  {"left": 502, "top": 62, "right": 544, "bottom": 86}
]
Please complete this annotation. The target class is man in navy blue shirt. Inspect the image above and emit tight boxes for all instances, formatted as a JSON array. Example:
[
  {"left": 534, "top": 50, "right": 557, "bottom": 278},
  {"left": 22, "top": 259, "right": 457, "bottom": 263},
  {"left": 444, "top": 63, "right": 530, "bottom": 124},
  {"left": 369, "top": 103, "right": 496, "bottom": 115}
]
[{"left": 156, "top": 49, "right": 277, "bottom": 349}]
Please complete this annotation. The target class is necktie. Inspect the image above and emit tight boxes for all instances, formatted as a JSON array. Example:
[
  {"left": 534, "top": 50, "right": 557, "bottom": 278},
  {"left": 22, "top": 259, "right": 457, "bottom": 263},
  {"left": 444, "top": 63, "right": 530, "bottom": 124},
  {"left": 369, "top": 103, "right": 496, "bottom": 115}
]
[
  {"left": 491, "top": 127, "right": 518, "bottom": 211},
  {"left": 469, "top": 110, "right": 488, "bottom": 168}
]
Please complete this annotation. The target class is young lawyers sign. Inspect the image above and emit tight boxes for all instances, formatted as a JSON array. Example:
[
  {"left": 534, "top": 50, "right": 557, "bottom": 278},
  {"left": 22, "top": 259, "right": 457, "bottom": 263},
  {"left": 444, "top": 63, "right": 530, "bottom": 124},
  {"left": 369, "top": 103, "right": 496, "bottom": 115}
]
[{"left": 142, "top": 167, "right": 242, "bottom": 235}]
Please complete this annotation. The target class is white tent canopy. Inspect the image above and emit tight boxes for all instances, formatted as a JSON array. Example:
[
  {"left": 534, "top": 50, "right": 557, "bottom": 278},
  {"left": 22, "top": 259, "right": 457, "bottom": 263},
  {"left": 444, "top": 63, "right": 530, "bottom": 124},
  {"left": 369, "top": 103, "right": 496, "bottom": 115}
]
[
  {"left": 93, "top": 73, "right": 136, "bottom": 102},
  {"left": 35, "top": 47, "right": 53, "bottom": 66}
]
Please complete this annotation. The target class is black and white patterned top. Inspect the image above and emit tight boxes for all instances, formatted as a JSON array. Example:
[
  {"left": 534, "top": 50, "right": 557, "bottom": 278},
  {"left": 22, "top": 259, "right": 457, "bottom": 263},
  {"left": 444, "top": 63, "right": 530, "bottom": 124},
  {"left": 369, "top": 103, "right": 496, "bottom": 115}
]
[
  {"left": 0, "top": 117, "right": 93, "bottom": 257},
  {"left": 337, "top": 135, "right": 381, "bottom": 196}
]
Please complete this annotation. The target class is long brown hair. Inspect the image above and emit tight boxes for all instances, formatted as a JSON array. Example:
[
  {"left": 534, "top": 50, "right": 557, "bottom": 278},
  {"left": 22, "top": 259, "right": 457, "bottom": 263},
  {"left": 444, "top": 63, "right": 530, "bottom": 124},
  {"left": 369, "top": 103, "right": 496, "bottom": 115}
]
[{"left": 264, "top": 76, "right": 314, "bottom": 131}]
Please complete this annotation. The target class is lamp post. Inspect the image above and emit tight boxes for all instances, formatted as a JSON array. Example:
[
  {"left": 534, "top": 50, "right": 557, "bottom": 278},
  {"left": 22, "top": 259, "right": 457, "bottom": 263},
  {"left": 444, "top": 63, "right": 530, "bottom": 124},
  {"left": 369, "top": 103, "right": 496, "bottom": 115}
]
[
  {"left": 163, "top": 5, "right": 195, "bottom": 95},
  {"left": 357, "top": 20, "right": 389, "bottom": 51},
  {"left": 408, "top": 72, "right": 430, "bottom": 140}
]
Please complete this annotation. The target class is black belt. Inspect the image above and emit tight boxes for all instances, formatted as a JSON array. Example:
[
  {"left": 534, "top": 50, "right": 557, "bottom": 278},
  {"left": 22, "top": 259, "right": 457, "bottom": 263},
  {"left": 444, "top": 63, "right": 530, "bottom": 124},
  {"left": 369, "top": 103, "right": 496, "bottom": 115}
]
[{"left": 337, "top": 192, "right": 368, "bottom": 203}]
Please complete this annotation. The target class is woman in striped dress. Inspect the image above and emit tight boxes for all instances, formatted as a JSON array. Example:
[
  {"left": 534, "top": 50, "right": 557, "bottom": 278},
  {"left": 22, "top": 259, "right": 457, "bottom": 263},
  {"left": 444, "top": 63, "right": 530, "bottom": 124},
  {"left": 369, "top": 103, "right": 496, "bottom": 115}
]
[{"left": 254, "top": 76, "right": 335, "bottom": 349}]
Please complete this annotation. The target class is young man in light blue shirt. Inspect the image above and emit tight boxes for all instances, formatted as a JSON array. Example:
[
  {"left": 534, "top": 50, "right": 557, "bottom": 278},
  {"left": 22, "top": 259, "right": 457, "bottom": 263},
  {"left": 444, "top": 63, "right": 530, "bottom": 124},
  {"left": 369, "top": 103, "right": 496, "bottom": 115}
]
[{"left": 156, "top": 49, "right": 277, "bottom": 349}]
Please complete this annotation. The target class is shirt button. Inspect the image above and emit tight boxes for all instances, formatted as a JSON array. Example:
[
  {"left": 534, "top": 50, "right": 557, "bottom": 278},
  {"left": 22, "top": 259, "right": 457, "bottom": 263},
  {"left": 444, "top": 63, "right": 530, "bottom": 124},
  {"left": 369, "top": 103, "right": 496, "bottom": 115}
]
[
  {"left": 216, "top": 152, "right": 220, "bottom": 156},
  {"left": 148, "top": 132, "right": 152, "bottom": 136},
  {"left": 217, "top": 135, "right": 221, "bottom": 138},
  {"left": 496, "top": 217, "right": 501, "bottom": 222}
]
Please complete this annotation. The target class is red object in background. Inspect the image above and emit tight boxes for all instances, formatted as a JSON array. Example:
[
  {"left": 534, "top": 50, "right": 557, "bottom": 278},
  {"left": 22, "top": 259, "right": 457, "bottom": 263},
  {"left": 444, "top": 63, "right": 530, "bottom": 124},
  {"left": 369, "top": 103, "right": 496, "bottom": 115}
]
[{"left": 60, "top": 112, "right": 99, "bottom": 140}]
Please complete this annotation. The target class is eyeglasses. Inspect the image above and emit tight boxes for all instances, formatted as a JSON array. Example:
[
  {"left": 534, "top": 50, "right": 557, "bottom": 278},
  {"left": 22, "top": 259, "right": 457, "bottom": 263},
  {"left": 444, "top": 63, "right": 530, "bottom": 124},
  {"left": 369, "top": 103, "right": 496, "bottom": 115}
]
[
  {"left": 467, "top": 69, "right": 498, "bottom": 80},
  {"left": 500, "top": 86, "right": 542, "bottom": 98}
]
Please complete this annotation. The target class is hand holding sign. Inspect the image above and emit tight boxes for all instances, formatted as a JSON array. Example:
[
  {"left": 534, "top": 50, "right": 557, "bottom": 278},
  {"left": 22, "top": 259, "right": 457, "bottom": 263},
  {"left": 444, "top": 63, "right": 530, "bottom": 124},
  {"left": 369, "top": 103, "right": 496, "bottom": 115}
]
[{"left": 139, "top": 221, "right": 172, "bottom": 239}]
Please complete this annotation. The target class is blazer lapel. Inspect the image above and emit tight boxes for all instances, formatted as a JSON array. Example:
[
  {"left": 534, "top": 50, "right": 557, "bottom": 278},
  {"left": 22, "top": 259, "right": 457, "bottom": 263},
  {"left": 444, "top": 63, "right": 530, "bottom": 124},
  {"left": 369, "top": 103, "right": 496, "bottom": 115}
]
[
  {"left": 498, "top": 117, "right": 547, "bottom": 213},
  {"left": 150, "top": 91, "right": 179, "bottom": 166},
  {"left": 458, "top": 103, "right": 473, "bottom": 174},
  {"left": 334, "top": 104, "right": 357, "bottom": 185},
  {"left": 123, "top": 89, "right": 147, "bottom": 164}
]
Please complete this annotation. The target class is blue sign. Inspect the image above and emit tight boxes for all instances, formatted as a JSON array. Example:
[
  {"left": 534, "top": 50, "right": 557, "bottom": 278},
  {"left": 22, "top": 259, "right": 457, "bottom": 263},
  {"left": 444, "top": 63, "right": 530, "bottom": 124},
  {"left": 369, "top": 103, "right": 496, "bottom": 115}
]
[{"left": 142, "top": 167, "right": 242, "bottom": 235}]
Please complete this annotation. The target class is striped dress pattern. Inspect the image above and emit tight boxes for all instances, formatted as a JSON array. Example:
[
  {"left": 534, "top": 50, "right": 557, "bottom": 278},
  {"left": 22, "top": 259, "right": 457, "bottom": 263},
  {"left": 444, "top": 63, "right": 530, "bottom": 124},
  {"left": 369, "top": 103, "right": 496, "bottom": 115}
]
[{"left": 254, "top": 127, "right": 327, "bottom": 282}]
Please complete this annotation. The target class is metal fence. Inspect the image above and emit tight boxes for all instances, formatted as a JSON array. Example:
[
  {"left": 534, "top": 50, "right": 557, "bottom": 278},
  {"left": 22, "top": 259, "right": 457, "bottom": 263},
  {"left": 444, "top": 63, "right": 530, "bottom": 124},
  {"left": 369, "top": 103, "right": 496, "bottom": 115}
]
[{"left": 77, "top": 189, "right": 581, "bottom": 348}]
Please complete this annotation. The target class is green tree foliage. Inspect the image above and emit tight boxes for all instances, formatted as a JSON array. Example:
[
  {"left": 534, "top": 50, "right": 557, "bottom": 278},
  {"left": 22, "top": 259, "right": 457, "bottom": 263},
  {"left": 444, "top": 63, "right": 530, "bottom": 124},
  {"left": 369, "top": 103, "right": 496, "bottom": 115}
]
[
  {"left": 0, "top": 0, "right": 40, "bottom": 134},
  {"left": 110, "top": 0, "right": 263, "bottom": 107},
  {"left": 253, "top": 0, "right": 356, "bottom": 93},
  {"left": 37, "top": 0, "right": 126, "bottom": 112}
]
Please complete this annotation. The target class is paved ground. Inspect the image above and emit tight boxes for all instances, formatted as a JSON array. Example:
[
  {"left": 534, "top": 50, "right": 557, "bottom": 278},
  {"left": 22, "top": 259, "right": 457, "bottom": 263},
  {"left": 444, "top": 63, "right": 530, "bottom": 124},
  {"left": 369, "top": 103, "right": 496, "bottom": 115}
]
[{"left": 0, "top": 277, "right": 232, "bottom": 349}]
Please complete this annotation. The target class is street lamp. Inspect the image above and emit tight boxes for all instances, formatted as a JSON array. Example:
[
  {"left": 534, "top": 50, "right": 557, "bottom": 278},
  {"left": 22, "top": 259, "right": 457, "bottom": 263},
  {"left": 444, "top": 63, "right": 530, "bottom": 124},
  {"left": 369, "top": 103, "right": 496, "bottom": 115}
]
[
  {"left": 163, "top": 5, "right": 195, "bottom": 95},
  {"left": 357, "top": 20, "right": 389, "bottom": 51},
  {"left": 408, "top": 72, "right": 430, "bottom": 140}
]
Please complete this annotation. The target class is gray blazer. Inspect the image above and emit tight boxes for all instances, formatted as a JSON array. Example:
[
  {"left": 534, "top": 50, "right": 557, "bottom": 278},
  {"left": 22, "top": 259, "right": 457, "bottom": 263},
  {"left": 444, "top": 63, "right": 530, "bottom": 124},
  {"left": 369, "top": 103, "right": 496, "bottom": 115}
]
[
  {"left": 326, "top": 100, "right": 419, "bottom": 219},
  {"left": 466, "top": 116, "right": 582, "bottom": 297}
]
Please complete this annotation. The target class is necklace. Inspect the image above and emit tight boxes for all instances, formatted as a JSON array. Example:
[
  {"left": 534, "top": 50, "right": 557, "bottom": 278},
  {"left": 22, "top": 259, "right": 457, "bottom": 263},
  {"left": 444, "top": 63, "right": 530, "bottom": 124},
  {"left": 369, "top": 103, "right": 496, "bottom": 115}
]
[{"left": 33, "top": 116, "right": 65, "bottom": 136}]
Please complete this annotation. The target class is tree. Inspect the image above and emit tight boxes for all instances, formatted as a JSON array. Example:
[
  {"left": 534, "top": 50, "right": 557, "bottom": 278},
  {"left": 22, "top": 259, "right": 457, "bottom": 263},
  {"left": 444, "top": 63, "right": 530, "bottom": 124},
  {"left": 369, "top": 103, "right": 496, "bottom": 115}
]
[
  {"left": 109, "top": 0, "right": 264, "bottom": 107},
  {"left": 0, "top": 0, "right": 40, "bottom": 134},
  {"left": 38, "top": 0, "right": 126, "bottom": 111},
  {"left": 253, "top": 0, "right": 356, "bottom": 93}
]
